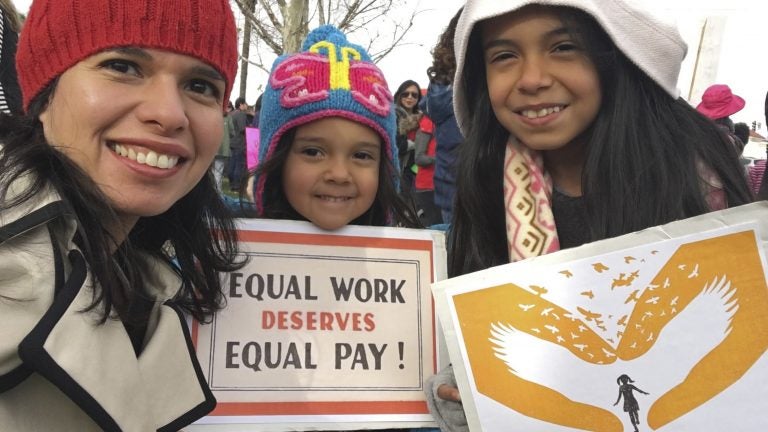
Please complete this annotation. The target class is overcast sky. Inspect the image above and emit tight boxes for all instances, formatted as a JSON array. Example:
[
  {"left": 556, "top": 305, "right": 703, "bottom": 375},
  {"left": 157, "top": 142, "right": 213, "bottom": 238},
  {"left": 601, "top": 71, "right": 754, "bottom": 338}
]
[{"left": 12, "top": 0, "right": 768, "bottom": 135}]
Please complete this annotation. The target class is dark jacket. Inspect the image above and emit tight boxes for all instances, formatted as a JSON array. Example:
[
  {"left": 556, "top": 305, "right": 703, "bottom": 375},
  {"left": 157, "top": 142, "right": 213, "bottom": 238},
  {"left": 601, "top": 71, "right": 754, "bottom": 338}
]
[
  {"left": 228, "top": 109, "right": 248, "bottom": 152},
  {"left": 420, "top": 82, "right": 462, "bottom": 213}
]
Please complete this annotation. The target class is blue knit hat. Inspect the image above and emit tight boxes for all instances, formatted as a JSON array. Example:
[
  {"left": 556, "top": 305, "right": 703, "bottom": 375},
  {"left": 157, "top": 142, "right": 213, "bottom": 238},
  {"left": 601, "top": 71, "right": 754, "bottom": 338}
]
[{"left": 254, "top": 25, "right": 398, "bottom": 215}]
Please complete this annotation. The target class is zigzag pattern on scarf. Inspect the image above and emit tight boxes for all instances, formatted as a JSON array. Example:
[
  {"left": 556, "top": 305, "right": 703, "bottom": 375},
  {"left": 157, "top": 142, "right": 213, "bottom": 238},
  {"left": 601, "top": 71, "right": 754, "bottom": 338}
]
[{"left": 503, "top": 139, "right": 560, "bottom": 262}]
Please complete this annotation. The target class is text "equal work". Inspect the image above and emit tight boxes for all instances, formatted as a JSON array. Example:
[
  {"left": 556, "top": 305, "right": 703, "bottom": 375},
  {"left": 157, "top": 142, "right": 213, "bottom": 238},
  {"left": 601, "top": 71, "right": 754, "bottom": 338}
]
[{"left": 229, "top": 273, "right": 407, "bottom": 303}]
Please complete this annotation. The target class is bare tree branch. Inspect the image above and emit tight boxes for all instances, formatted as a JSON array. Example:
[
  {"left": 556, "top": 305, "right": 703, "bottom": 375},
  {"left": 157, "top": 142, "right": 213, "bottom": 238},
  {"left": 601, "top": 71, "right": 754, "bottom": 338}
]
[{"left": 234, "top": 0, "right": 423, "bottom": 62}]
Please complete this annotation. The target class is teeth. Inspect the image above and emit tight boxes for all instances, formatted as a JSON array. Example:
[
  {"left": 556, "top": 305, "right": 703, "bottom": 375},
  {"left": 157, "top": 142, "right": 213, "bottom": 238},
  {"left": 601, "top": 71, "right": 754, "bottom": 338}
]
[
  {"left": 145, "top": 151, "right": 158, "bottom": 167},
  {"left": 521, "top": 106, "right": 563, "bottom": 119},
  {"left": 112, "top": 143, "right": 180, "bottom": 170},
  {"left": 319, "top": 195, "right": 350, "bottom": 202},
  {"left": 157, "top": 154, "right": 169, "bottom": 169}
]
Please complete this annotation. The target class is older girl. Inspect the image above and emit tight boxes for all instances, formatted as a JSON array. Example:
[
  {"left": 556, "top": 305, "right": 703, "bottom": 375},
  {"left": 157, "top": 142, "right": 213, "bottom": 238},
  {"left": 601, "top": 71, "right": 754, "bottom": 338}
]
[{"left": 427, "top": 0, "right": 751, "bottom": 429}]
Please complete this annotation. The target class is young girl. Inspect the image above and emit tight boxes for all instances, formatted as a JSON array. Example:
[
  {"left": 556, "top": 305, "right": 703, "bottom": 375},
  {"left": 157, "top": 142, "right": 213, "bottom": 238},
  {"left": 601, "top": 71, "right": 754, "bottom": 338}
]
[
  {"left": 253, "top": 25, "right": 420, "bottom": 230},
  {"left": 427, "top": 0, "right": 752, "bottom": 428},
  {"left": 614, "top": 374, "right": 649, "bottom": 432},
  {"left": 0, "top": 0, "right": 242, "bottom": 429}
]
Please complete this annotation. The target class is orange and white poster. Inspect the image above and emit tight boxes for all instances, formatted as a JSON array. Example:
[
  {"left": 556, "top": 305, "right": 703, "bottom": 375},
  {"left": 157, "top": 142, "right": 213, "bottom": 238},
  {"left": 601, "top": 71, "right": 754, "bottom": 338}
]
[
  {"left": 432, "top": 202, "right": 768, "bottom": 432},
  {"left": 190, "top": 219, "right": 447, "bottom": 431}
]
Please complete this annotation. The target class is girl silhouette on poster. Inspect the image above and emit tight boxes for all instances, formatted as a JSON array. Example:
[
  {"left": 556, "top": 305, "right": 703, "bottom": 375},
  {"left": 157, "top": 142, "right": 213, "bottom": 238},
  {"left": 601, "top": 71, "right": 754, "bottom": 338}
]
[{"left": 614, "top": 374, "right": 650, "bottom": 432}]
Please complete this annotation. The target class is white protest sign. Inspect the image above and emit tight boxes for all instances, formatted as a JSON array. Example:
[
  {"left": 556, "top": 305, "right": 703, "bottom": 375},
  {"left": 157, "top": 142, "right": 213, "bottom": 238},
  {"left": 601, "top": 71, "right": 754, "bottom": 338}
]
[
  {"left": 191, "top": 219, "right": 447, "bottom": 431},
  {"left": 432, "top": 202, "right": 768, "bottom": 432}
]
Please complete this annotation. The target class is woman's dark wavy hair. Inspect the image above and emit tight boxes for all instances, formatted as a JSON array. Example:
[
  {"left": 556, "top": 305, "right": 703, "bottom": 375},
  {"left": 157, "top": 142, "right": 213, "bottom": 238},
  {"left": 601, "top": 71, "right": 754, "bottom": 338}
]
[
  {"left": 448, "top": 6, "right": 752, "bottom": 277},
  {"left": 0, "top": 82, "right": 245, "bottom": 324},
  {"left": 255, "top": 128, "right": 421, "bottom": 228},
  {"left": 427, "top": 8, "right": 462, "bottom": 85},
  {"left": 394, "top": 80, "right": 422, "bottom": 114}
]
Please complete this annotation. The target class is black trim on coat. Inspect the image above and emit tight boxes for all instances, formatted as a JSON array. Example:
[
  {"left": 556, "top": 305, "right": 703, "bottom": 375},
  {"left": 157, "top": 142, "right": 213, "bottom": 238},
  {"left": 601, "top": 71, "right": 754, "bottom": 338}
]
[
  {"left": 157, "top": 302, "right": 217, "bottom": 432},
  {"left": 0, "top": 219, "right": 66, "bottom": 393},
  {"left": 0, "top": 201, "right": 66, "bottom": 243},
  {"left": 17, "top": 250, "right": 122, "bottom": 431},
  {"left": 0, "top": 363, "right": 32, "bottom": 393}
]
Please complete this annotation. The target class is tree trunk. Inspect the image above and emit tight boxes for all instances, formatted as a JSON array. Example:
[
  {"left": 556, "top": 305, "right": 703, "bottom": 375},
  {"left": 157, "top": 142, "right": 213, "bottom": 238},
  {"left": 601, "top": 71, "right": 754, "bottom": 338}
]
[
  {"left": 282, "top": 0, "right": 309, "bottom": 54},
  {"left": 238, "top": 0, "right": 256, "bottom": 99}
]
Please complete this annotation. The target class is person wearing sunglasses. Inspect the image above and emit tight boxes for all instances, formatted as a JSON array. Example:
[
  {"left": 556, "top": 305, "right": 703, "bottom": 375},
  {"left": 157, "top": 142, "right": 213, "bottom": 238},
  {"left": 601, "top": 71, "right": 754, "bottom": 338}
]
[{"left": 394, "top": 80, "right": 423, "bottom": 203}]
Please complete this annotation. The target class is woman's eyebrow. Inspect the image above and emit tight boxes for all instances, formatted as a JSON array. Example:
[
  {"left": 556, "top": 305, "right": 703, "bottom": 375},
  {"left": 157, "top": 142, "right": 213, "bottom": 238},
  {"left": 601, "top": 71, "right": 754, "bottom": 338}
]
[
  {"left": 190, "top": 66, "right": 224, "bottom": 82},
  {"left": 111, "top": 46, "right": 153, "bottom": 60}
]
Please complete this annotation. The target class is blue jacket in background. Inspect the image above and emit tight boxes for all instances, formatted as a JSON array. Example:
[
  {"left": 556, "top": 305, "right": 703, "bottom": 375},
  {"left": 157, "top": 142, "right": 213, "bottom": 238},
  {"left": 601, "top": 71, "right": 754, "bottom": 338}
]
[{"left": 420, "top": 82, "right": 462, "bottom": 216}]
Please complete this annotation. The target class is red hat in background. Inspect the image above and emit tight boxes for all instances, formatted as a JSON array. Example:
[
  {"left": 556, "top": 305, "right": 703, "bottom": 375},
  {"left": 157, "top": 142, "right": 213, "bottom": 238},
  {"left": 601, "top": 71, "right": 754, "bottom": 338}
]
[{"left": 696, "top": 84, "right": 745, "bottom": 120}]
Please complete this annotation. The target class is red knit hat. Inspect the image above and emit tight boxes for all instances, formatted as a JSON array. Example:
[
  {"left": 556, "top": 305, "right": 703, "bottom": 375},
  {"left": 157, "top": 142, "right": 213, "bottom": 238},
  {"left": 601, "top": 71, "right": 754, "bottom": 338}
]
[{"left": 16, "top": 0, "right": 238, "bottom": 112}]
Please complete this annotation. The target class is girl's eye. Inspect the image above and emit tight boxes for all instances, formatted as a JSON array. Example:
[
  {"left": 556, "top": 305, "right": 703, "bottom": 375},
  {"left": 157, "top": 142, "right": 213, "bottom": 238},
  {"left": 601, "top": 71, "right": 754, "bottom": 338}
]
[
  {"left": 100, "top": 59, "right": 140, "bottom": 76},
  {"left": 187, "top": 79, "right": 221, "bottom": 100},
  {"left": 300, "top": 147, "right": 323, "bottom": 158},
  {"left": 553, "top": 42, "right": 578, "bottom": 53},
  {"left": 487, "top": 51, "right": 518, "bottom": 64},
  {"left": 354, "top": 150, "right": 376, "bottom": 161}
]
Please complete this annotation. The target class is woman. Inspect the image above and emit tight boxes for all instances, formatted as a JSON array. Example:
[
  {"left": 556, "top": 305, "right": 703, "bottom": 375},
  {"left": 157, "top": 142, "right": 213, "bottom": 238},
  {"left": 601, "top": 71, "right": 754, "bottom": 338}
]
[
  {"left": 394, "top": 79, "right": 423, "bottom": 198},
  {"left": 0, "top": 0, "right": 242, "bottom": 430}
]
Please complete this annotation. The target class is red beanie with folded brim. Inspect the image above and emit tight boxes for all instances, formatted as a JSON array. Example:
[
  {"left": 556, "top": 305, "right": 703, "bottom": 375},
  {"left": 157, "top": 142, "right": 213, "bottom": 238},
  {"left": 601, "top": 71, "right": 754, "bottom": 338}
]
[{"left": 16, "top": 0, "right": 238, "bottom": 112}]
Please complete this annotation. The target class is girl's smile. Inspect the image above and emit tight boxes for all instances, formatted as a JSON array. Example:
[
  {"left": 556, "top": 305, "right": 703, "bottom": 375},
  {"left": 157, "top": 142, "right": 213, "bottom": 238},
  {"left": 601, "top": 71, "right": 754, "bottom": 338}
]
[{"left": 516, "top": 103, "right": 567, "bottom": 125}]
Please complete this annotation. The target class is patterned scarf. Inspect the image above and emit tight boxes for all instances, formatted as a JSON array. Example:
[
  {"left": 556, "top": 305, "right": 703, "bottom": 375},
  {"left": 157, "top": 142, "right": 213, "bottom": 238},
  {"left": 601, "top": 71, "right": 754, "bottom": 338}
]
[
  {"left": 503, "top": 137, "right": 560, "bottom": 262},
  {"left": 503, "top": 136, "right": 728, "bottom": 263}
]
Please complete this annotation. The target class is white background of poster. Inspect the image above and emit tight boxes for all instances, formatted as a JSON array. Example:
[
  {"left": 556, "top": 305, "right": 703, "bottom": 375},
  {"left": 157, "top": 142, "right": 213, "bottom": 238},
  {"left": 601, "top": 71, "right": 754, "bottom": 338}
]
[
  {"left": 432, "top": 202, "right": 768, "bottom": 432},
  {"left": 190, "top": 219, "right": 448, "bottom": 431}
]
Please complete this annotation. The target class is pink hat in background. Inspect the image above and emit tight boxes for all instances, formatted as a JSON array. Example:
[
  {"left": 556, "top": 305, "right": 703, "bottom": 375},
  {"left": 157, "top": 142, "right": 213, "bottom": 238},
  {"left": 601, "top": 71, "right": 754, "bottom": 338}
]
[{"left": 696, "top": 84, "right": 745, "bottom": 119}]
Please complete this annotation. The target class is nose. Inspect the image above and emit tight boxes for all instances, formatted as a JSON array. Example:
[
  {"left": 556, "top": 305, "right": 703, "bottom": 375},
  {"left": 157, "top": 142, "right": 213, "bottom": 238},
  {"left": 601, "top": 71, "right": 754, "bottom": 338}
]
[
  {"left": 135, "top": 76, "right": 189, "bottom": 135},
  {"left": 516, "top": 55, "right": 553, "bottom": 94},
  {"left": 323, "top": 156, "right": 352, "bottom": 183}
]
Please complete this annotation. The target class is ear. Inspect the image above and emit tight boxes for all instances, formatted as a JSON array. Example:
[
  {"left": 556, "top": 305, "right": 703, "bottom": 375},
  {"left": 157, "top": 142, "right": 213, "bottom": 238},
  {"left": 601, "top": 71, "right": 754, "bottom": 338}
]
[
  {"left": 38, "top": 104, "right": 50, "bottom": 126},
  {"left": 36, "top": 90, "right": 55, "bottom": 128}
]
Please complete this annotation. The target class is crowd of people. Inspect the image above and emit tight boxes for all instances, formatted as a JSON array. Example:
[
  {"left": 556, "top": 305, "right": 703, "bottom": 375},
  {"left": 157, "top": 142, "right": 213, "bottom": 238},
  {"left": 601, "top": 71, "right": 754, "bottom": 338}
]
[{"left": 0, "top": 0, "right": 767, "bottom": 430}]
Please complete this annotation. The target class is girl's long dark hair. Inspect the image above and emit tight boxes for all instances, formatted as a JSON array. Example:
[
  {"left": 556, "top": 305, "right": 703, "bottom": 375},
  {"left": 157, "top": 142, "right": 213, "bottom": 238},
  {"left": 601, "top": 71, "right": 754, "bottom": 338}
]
[
  {"left": 449, "top": 7, "right": 751, "bottom": 277},
  {"left": 256, "top": 129, "right": 421, "bottom": 228},
  {"left": 0, "top": 83, "right": 245, "bottom": 324}
]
